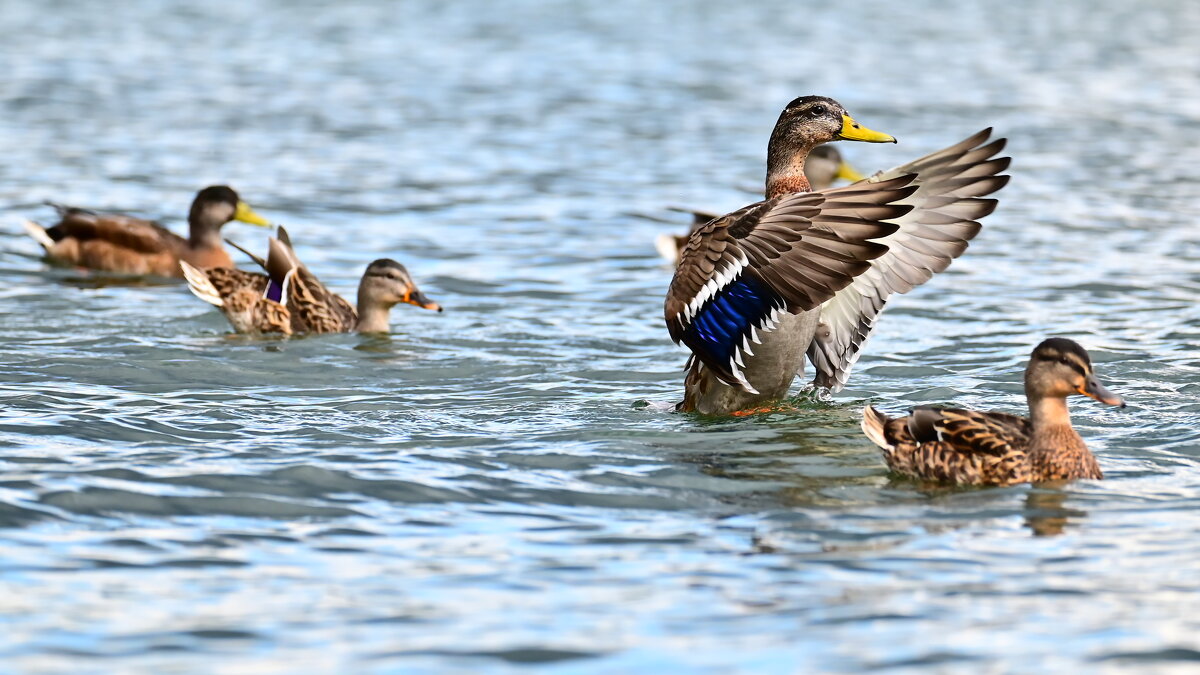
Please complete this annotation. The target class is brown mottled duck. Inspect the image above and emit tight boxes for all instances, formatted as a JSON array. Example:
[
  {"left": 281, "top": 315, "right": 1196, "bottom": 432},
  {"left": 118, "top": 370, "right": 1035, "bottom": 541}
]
[
  {"left": 180, "top": 226, "right": 441, "bottom": 335},
  {"left": 665, "top": 95, "right": 1009, "bottom": 414},
  {"left": 862, "top": 338, "right": 1125, "bottom": 486},
  {"left": 22, "top": 185, "right": 271, "bottom": 278}
]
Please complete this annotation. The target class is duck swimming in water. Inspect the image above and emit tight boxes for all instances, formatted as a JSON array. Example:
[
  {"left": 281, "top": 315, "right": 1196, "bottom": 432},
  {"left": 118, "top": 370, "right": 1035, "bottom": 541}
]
[
  {"left": 665, "top": 96, "right": 1009, "bottom": 414},
  {"left": 180, "top": 226, "right": 441, "bottom": 335},
  {"left": 22, "top": 185, "right": 271, "bottom": 278},
  {"left": 861, "top": 338, "right": 1125, "bottom": 485}
]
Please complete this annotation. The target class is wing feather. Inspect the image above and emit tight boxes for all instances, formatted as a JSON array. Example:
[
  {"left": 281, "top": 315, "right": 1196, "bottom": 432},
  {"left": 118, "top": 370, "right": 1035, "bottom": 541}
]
[
  {"left": 665, "top": 181, "right": 912, "bottom": 389},
  {"left": 808, "top": 129, "right": 1010, "bottom": 391}
]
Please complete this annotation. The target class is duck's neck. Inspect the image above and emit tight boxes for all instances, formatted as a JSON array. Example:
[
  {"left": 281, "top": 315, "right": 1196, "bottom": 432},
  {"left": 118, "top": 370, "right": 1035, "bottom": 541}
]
[
  {"left": 187, "top": 220, "right": 224, "bottom": 250},
  {"left": 1025, "top": 393, "right": 1100, "bottom": 479},
  {"left": 1026, "top": 395, "right": 1082, "bottom": 453},
  {"left": 765, "top": 137, "right": 818, "bottom": 199},
  {"left": 355, "top": 292, "right": 393, "bottom": 333}
]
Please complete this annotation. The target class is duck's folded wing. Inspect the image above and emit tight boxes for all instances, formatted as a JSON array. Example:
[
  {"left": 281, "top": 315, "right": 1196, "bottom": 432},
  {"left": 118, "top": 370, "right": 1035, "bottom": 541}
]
[
  {"left": 48, "top": 212, "right": 182, "bottom": 254},
  {"left": 807, "top": 129, "right": 1010, "bottom": 391},
  {"left": 908, "top": 406, "right": 1032, "bottom": 456},
  {"left": 290, "top": 267, "right": 358, "bottom": 333},
  {"left": 664, "top": 178, "right": 915, "bottom": 391}
]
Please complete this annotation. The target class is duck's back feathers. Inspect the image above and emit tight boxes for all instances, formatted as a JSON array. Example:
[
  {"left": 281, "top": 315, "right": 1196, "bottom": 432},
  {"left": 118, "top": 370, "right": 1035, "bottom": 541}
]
[
  {"left": 863, "top": 405, "right": 1034, "bottom": 485},
  {"left": 665, "top": 177, "right": 914, "bottom": 391},
  {"left": 808, "top": 130, "right": 1010, "bottom": 392},
  {"left": 25, "top": 207, "right": 227, "bottom": 277},
  {"left": 287, "top": 266, "right": 358, "bottom": 333},
  {"left": 180, "top": 260, "right": 291, "bottom": 334},
  {"left": 258, "top": 230, "right": 358, "bottom": 333}
]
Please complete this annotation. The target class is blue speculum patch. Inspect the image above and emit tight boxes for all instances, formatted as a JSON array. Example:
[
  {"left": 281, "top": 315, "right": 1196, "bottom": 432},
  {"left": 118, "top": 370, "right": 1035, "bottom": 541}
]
[
  {"left": 685, "top": 275, "right": 778, "bottom": 367},
  {"left": 266, "top": 280, "right": 284, "bottom": 303}
]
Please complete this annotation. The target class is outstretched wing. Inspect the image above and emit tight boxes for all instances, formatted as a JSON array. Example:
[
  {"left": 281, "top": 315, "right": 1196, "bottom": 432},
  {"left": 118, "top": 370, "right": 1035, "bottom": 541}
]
[
  {"left": 807, "top": 129, "right": 1010, "bottom": 391},
  {"left": 665, "top": 177, "right": 915, "bottom": 391}
]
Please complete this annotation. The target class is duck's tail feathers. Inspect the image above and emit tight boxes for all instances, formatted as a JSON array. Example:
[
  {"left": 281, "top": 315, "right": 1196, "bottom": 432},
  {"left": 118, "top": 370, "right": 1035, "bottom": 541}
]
[
  {"left": 180, "top": 260, "right": 224, "bottom": 307},
  {"left": 21, "top": 220, "right": 55, "bottom": 252},
  {"left": 861, "top": 406, "right": 894, "bottom": 453},
  {"left": 43, "top": 201, "right": 95, "bottom": 217},
  {"left": 274, "top": 225, "right": 293, "bottom": 251}
]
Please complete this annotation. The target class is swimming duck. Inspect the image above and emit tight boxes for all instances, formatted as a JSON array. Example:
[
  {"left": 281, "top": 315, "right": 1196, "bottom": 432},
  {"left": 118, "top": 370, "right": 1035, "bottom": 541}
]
[
  {"left": 665, "top": 95, "right": 1010, "bottom": 414},
  {"left": 655, "top": 145, "right": 865, "bottom": 264},
  {"left": 22, "top": 185, "right": 271, "bottom": 278},
  {"left": 180, "top": 226, "right": 441, "bottom": 335},
  {"left": 861, "top": 338, "right": 1125, "bottom": 485}
]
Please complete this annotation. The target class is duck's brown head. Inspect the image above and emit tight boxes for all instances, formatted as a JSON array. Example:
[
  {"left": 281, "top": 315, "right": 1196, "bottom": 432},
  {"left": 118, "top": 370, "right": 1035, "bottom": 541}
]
[
  {"left": 1025, "top": 338, "right": 1124, "bottom": 407},
  {"left": 766, "top": 96, "right": 893, "bottom": 197},
  {"left": 189, "top": 185, "right": 271, "bottom": 234},
  {"left": 358, "top": 259, "right": 442, "bottom": 313}
]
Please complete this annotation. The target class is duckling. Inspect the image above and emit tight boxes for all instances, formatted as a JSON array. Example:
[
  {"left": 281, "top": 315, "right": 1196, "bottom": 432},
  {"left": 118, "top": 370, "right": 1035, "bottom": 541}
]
[
  {"left": 656, "top": 145, "right": 865, "bottom": 264},
  {"left": 862, "top": 338, "right": 1126, "bottom": 485},
  {"left": 22, "top": 185, "right": 271, "bottom": 278},
  {"left": 666, "top": 96, "right": 1009, "bottom": 414},
  {"left": 180, "top": 227, "right": 441, "bottom": 335}
]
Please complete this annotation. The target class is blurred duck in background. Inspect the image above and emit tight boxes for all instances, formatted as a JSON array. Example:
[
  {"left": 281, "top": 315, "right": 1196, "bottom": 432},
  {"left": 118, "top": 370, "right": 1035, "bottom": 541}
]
[{"left": 22, "top": 185, "right": 270, "bottom": 278}]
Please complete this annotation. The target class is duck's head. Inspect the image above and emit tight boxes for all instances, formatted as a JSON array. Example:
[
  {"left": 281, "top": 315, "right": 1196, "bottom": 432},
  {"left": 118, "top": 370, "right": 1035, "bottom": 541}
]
[
  {"left": 1024, "top": 338, "right": 1124, "bottom": 407},
  {"left": 769, "top": 96, "right": 895, "bottom": 154},
  {"left": 189, "top": 185, "right": 271, "bottom": 231},
  {"left": 766, "top": 97, "right": 893, "bottom": 197},
  {"left": 358, "top": 259, "right": 442, "bottom": 313}
]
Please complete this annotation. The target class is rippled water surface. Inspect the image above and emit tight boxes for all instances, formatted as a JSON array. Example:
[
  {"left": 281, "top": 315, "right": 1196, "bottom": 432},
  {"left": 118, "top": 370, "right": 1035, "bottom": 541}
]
[{"left": 2, "top": 1, "right": 1200, "bottom": 672}]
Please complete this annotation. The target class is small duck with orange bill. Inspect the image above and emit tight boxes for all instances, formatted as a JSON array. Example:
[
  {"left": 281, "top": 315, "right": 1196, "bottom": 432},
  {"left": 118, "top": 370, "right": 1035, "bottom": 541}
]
[{"left": 180, "top": 226, "right": 442, "bottom": 335}]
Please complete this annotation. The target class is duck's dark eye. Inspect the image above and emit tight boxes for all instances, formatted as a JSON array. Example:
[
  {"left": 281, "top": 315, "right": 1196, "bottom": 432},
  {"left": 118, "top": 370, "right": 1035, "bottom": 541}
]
[{"left": 810, "top": 105, "right": 827, "bottom": 117}]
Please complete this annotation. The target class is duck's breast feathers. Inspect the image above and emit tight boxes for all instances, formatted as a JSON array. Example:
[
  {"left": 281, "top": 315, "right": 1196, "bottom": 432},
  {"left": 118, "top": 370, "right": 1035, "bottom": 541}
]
[
  {"left": 664, "top": 179, "right": 914, "bottom": 390},
  {"left": 907, "top": 406, "right": 1031, "bottom": 456}
]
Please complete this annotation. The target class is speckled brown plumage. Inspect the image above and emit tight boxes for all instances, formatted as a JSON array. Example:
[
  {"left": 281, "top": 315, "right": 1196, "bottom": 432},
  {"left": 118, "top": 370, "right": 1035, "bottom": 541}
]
[
  {"left": 182, "top": 227, "right": 441, "bottom": 336},
  {"left": 862, "top": 338, "right": 1123, "bottom": 486}
]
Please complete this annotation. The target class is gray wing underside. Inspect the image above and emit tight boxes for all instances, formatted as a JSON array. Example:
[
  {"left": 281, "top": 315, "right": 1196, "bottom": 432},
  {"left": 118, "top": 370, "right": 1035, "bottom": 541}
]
[{"left": 807, "top": 128, "right": 1010, "bottom": 392}]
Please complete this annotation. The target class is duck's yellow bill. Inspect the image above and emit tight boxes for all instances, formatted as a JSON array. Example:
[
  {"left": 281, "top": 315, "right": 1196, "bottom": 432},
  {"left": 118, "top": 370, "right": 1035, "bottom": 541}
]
[
  {"left": 235, "top": 201, "right": 272, "bottom": 227},
  {"left": 835, "top": 160, "right": 866, "bottom": 182},
  {"left": 838, "top": 114, "right": 896, "bottom": 143}
]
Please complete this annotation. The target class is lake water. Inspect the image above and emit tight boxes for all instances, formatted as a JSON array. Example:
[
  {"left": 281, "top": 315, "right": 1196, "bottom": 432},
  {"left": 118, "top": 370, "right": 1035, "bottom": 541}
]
[{"left": 1, "top": 0, "right": 1199, "bottom": 672}]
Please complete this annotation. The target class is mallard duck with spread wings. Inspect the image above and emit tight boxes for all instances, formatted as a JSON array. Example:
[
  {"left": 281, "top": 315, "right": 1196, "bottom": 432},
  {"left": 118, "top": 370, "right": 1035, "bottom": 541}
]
[
  {"left": 180, "top": 227, "right": 442, "bottom": 335},
  {"left": 862, "top": 338, "right": 1125, "bottom": 485},
  {"left": 22, "top": 185, "right": 271, "bottom": 277},
  {"left": 665, "top": 96, "right": 1009, "bottom": 414}
]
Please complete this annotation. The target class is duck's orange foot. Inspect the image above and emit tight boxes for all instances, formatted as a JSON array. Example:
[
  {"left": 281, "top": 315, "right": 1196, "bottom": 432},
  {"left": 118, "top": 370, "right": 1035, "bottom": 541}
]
[{"left": 730, "top": 403, "right": 798, "bottom": 417}]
